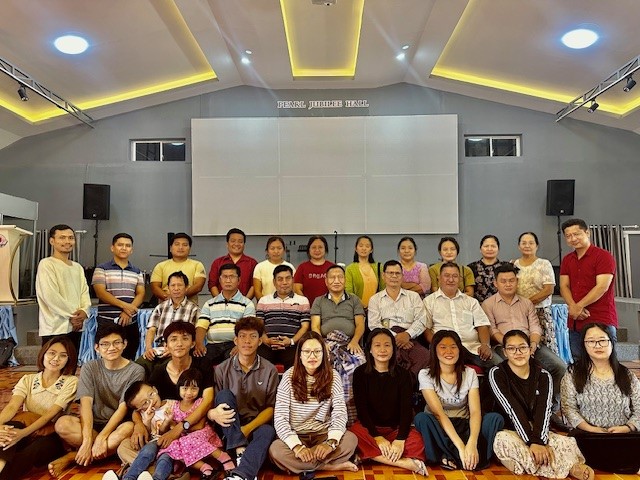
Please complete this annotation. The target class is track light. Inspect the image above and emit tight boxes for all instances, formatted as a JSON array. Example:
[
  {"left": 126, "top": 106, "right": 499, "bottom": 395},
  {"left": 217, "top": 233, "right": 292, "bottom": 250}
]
[
  {"left": 587, "top": 99, "right": 599, "bottom": 113},
  {"left": 17, "top": 85, "right": 28, "bottom": 101},
  {"left": 623, "top": 76, "right": 636, "bottom": 92}
]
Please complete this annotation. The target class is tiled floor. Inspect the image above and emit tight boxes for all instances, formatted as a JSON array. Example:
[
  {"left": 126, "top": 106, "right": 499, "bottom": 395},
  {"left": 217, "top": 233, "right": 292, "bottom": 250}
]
[{"left": 3, "top": 364, "right": 640, "bottom": 480}]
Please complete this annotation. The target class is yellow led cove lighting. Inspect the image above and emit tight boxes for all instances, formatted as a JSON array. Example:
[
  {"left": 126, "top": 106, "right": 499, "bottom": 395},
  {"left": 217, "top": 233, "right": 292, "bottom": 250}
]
[
  {"left": 280, "top": 0, "right": 364, "bottom": 78},
  {"left": 431, "top": 67, "right": 629, "bottom": 115}
]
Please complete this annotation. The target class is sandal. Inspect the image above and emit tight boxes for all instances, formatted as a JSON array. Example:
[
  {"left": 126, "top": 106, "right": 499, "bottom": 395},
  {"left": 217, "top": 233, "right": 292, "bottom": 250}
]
[
  {"left": 440, "top": 457, "right": 457, "bottom": 471},
  {"left": 411, "top": 458, "right": 429, "bottom": 476},
  {"left": 570, "top": 464, "right": 594, "bottom": 480}
]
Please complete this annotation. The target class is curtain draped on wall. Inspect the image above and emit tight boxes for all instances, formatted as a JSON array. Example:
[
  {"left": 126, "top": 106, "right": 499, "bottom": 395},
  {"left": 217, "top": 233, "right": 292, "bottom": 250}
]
[{"left": 589, "top": 225, "right": 631, "bottom": 298}]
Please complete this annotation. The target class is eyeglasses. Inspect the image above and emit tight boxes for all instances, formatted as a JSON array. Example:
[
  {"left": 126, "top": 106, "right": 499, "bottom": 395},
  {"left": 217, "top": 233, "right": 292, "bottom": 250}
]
[
  {"left": 138, "top": 388, "right": 158, "bottom": 412},
  {"left": 220, "top": 275, "right": 239, "bottom": 280},
  {"left": 584, "top": 338, "right": 611, "bottom": 348},
  {"left": 98, "top": 340, "right": 124, "bottom": 349},
  {"left": 327, "top": 275, "right": 345, "bottom": 282},
  {"left": 45, "top": 351, "right": 68, "bottom": 360},
  {"left": 504, "top": 345, "right": 530, "bottom": 355},
  {"left": 385, "top": 271, "right": 403, "bottom": 277},
  {"left": 301, "top": 349, "right": 323, "bottom": 358}
]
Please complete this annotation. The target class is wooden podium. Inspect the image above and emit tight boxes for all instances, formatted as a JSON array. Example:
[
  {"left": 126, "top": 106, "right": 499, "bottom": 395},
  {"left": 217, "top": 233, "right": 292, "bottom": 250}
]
[{"left": 0, "top": 225, "right": 33, "bottom": 303}]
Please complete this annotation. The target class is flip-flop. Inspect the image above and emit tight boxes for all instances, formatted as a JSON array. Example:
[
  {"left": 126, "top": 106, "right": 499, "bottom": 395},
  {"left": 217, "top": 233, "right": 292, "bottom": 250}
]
[
  {"left": 411, "top": 458, "right": 429, "bottom": 476},
  {"left": 440, "top": 457, "right": 457, "bottom": 471}
]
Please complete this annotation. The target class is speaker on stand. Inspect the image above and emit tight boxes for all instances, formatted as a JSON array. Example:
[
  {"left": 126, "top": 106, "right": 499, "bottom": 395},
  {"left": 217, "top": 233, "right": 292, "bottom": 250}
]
[
  {"left": 546, "top": 179, "right": 575, "bottom": 293},
  {"left": 83, "top": 184, "right": 111, "bottom": 269}
]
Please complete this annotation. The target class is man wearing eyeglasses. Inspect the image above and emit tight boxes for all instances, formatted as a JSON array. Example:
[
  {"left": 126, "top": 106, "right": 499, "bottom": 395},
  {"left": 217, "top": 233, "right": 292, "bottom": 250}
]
[
  {"left": 482, "top": 263, "right": 566, "bottom": 412},
  {"left": 49, "top": 324, "right": 144, "bottom": 475},
  {"left": 196, "top": 263, "right": 256, "bottom": 364},
  {"left": 368, "top": 260, "right": 430, "bottom": 377}
]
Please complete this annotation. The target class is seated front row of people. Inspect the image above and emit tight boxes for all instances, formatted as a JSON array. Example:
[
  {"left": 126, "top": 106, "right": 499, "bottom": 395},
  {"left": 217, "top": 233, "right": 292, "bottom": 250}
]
[{"left": 19, "top": 319, "right": 638, "bottom": 479}]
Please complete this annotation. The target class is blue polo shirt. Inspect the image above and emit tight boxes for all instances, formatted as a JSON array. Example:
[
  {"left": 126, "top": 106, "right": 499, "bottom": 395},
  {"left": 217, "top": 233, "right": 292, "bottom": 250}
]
[{"left": 92, "top": 259, "right": 144, "bottom": 323}]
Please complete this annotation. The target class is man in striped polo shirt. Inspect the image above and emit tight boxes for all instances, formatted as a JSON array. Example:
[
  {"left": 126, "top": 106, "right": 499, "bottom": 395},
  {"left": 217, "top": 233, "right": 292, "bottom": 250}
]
[
  {"left": 92, "top": 233, "right": 145, "bottom": 359},
  {"left": 256, "top": 264, "right": 310, "bottom": 368},
  {"left": 196, "top": 263, "right": 255, "bottom": 364}
]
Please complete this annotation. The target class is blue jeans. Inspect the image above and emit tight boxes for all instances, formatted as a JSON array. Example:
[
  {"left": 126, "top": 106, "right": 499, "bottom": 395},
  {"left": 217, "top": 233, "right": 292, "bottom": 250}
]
[
  {"left": 215, "top": 389, "right": 276, "bottom": 480},
  {"left": 123, "top": 441, "right": 173, "bottom": 480},
  {"left": 414, "top": 412, "right": 503, "bottom": 470},
  {"left": 569, "top": 325, "right": 616, "bottom": 363}
]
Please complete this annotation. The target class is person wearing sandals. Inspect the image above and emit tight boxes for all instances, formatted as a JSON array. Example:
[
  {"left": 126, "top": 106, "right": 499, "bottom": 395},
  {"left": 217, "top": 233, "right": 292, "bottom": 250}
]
[
  {"left": 414, "top": 330, "right": 503, "bottom": 471},
  {"left": 350, "top": 328, "right": 427, "bottom": 476},
  {"left": 489, "top": 329, "right": 594, "bottom": 480}
]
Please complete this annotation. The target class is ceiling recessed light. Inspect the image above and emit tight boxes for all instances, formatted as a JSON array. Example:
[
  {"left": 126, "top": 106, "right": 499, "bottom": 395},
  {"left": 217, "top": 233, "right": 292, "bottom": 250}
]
[
  {"left": 245, "top": 49, "right": 253, "bottom": 55},
  {"left": 241, "top": 57, "right": 251, "bottom": 65},
  {"left": 396, "top": 52, "right": 406, "bottom": 61},
  {"left": 402, "top": 44, "right": 410, "bottom": 50},
  {"left": 561, "top": 29, "right": 598, "bottom": 49},
  {"left": 54, "top": 34, "right": 89, "bottom": 54}
]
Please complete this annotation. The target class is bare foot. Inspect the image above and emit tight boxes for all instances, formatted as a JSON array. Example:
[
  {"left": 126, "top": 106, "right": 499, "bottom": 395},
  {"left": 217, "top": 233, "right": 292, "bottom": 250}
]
[
  {"left": 323, "top": 461, "right": 358, "bottom": 472},
  {"left": 569, "top": 463, "right": 594, "bottom": 480},
  {"left": 48, "top": 452, "right": 75, "bottom": 478}
]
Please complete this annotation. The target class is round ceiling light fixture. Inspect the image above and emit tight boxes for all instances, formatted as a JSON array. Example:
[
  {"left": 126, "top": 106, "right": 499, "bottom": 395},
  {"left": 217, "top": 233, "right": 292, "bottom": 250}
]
[
  {"left": 54, "top": 35, "right": 89, "bottom": 54},
  {"left": 561, "top": 28, "right": 598, "bottom": 49}
]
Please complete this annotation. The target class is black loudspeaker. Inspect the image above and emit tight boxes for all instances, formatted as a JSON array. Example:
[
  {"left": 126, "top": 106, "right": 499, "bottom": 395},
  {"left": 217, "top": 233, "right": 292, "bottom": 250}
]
[
  {"left": 546, "top": 179, "right": 575, "bottom": 216},
  {"left": 83, "top": 184, "right": 111, "bottom": 220}
]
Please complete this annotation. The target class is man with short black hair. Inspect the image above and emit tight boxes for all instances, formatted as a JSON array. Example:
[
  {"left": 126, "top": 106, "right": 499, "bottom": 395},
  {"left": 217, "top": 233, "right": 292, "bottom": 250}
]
[
  {"left": 368, "top": 260, "right": 430, "bottom": 375},
  {"left": 196, "top": 263, "right": 255, "bottom": 363},
  {"left": 560, "top": 218, "right": 617, "bottom": 360},
  {"left": 257, "top": 264, "right": 310, "bottom": 368},
  {"left": 208, "top": 317, "right": 278, "bottom": 480},
  {"left": 150, "top": 232, "right": 206, "bottom": 304},
  {"left": 482, "top": 263, "right": 566, "bottom": 410},
  {"left": 49, "top": 324, "right": 144, "bottom": 476},
  {"left": 424, "top": 261, "right": 500, "bottom": 370},
  {"left": 36, "top": 224, "right": 91, "bottom": 351},
  {"left": 92, "top": 233, "right": 145, "bottom": 359},
  {"left": 208, "top": 228, "right": 258, "bottom": 299}
]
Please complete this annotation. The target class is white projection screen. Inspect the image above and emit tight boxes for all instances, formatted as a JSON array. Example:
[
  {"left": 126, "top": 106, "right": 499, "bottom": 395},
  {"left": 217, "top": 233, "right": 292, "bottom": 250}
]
[{"left": 191, "top": 115, "right": 458, "bottom": 235}]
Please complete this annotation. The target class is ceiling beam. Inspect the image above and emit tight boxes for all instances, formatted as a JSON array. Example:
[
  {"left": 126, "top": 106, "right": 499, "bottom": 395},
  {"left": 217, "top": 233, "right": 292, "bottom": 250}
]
[
  {"left": 0, "top": 56, "right": 94, "bottom": 127},
  {"left": 556, "top": 55, "right": 640, "bottom": 122}
]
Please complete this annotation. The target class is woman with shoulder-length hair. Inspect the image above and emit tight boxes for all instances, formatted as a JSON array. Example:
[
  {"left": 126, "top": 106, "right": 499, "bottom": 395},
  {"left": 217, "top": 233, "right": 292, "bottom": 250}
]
[
  {"left": 350, "top": 328, "right": 427, "bottom": 475},
  {"left": 0, "top": 336, "right": 78, "bottom": 480},
  {"left": 561, "top": 322, "right": 640, "bottom": 474},
  {"left": 490, "top": 329, "right": 593, "bottom": 480},
  {"left": 269, "top": 331, "right": 358, "bottom": 473},
  {"left": 294, "top": 235, "right": 335, "bottom": 305},
  {"left": 414, "top": 330, "right": 503, "bottom": 471}
]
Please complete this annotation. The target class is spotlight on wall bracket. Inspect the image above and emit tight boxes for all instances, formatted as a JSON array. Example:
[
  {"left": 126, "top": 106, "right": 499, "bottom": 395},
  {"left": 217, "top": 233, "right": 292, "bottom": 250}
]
[
  {"left": 623, "top": 76, "right": 636, "bottom": 92},
  {"left": 587, "top": 99, "right": 599, "bottom": 113},
  {"left": 17, "top": 85, "right": 28, "bottom": 101}
]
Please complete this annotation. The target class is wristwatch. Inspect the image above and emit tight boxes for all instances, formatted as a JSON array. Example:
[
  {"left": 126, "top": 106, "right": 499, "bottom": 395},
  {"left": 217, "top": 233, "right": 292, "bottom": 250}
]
[
  {"left": 325, "top": 439, "right": 338, "bottom": 450},
  {"left": 290, "top": 338, "right": 295, "bottom": 346},
  {"left": 182, "top": 420, "right": 190, "bottom": 430}
]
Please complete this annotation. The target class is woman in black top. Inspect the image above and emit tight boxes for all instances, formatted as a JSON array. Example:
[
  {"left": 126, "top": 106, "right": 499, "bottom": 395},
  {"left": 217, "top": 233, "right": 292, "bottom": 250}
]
[
  {"left": 489, "top": 329, "right": 592, "bottom": 480},
  {"left": 350, "top": 328, "right": 427, "bottom": 475}
]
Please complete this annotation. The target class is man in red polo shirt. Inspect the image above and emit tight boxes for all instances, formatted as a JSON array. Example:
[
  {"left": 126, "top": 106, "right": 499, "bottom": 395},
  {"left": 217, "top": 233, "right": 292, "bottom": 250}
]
[
  {"left": 559, "top": 218, "right": 617, "bottom": 360},
  {"left": 208, "top": 228, "right": 258, "bottom": 299}
]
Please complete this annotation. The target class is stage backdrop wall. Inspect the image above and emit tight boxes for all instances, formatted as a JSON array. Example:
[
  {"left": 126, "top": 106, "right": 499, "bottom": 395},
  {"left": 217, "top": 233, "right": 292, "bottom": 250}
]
[{"left": 191, "top": 115, "right": 458, "bottom": 235}]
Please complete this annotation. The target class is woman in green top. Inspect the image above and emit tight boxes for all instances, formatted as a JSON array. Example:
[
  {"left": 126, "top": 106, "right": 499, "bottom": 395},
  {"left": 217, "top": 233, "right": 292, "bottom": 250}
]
[
  {"left": 345, "top": 235, "right": 384, "bottom": 308},
  {"left": 429, "top": 237, "right": 475, "bottom": 297}
]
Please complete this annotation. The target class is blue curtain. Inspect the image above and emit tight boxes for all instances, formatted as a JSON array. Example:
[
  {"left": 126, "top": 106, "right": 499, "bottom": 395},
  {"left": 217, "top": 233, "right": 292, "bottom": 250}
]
[
  {"left": 0, "top": 306, "right": 19, "bottom": 366},
  {"left": 550, "top": 304, "right": 573, "bottom": 364}
]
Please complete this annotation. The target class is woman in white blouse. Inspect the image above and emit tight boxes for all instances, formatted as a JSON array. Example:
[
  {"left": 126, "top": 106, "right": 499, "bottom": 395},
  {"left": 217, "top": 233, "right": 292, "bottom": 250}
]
[
  {"left": 514, "top": 232, "right": 558, "bottom": 354},
  {"left": 0, "top": 336, "right": 78, "bottom": 479}
]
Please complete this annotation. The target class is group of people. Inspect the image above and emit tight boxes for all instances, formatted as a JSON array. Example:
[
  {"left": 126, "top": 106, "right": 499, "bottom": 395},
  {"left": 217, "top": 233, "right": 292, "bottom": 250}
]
[{"left": 1, "top": 219, "right": 633, "bottom": 479}]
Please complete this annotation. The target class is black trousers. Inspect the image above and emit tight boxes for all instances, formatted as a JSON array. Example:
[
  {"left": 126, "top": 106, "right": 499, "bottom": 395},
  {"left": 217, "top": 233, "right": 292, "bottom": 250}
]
[
  {"left": 0, "top": 422, "right": 65, "bottom": 480},
  {"left": 570, "top": 429, "right": 640, "bottom": 474}
]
